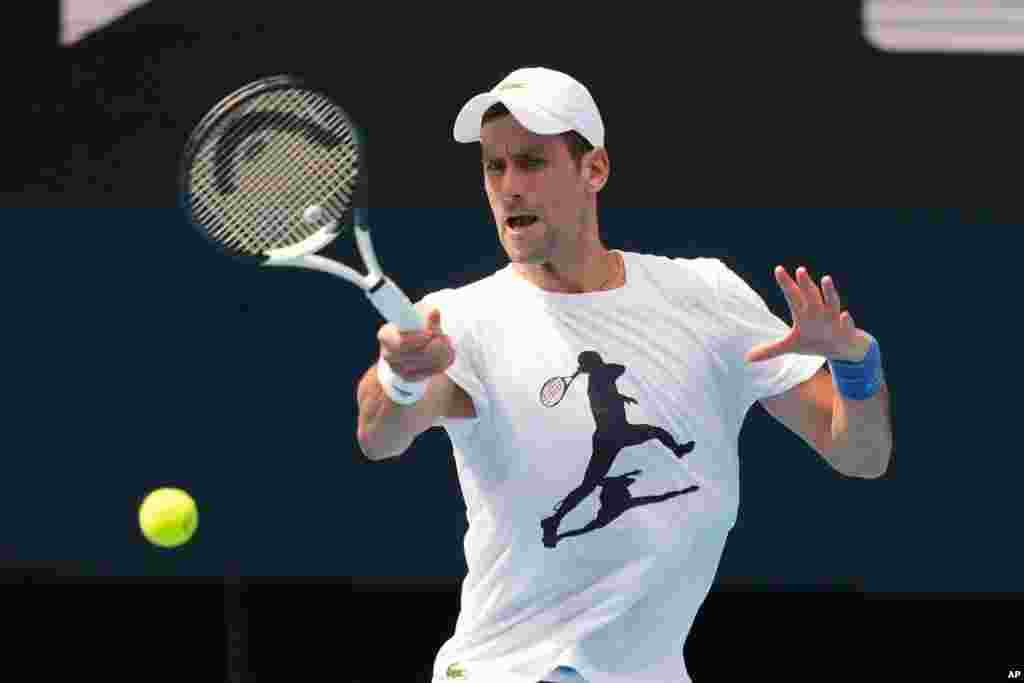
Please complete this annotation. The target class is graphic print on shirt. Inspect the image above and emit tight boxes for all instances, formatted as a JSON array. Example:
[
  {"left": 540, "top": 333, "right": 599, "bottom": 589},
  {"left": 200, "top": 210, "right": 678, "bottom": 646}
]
[{"left": 539, "top": 351, "right": 699, "bottom": 549}]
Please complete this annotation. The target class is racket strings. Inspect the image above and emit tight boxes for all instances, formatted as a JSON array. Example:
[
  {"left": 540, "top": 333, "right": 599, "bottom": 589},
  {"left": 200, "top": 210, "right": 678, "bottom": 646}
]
[
  {"left": 188, "top": 88, "right": 362, "bottom": 256},
  {"left": 541, "top": 377, "right": 568, "bottom": 407}
]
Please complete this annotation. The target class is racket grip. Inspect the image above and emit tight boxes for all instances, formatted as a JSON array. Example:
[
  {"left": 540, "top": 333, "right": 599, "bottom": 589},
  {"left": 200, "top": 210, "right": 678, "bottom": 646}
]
[{"left": 366, "top": 277, "right": 425, "bottom": 331}]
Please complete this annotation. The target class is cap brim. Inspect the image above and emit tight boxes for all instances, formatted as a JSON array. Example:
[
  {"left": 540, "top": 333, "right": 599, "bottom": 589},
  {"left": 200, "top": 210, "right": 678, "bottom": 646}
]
[{"left": 453, "top": 92, "right": 572, "bottom": 143}]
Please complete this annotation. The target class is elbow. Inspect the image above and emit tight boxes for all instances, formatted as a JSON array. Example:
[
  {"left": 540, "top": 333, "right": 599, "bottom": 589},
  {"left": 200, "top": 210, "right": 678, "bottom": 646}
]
[
  {"left": 356, "top": 425, "right": 402, "bottom": 462},
  {"left": 845, "top": 444, "right": 892, "bottom": 480},
  {"left": 821, "top": 433, "right": 892, "bottom": 479},
  {"left": 862, "top": 447, "right": 892, "bottom": 479},
  {"left": 356, "top": 426, "right": 386, "bottom": 462}
]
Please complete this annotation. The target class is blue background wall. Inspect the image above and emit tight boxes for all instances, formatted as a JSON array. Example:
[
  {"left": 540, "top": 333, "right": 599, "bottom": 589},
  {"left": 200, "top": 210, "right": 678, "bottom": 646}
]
[{"left": 4, "top": 2, "right": 1019, "bottom": 680}]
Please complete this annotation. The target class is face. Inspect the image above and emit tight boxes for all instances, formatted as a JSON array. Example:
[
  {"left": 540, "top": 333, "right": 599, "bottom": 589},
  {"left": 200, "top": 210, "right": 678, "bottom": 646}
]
[{"left": 480, "top": 115, "right": 603, "bottom": 266}]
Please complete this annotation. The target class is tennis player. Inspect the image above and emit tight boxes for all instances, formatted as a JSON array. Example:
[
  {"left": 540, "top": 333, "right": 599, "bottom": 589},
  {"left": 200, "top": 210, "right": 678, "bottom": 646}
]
[{"left": 356, "top": 67, "right": 892, "bottom": 683}]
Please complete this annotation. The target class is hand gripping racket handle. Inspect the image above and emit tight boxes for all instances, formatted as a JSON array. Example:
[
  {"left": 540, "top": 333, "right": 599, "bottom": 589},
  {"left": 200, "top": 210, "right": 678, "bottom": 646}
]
[
  {"left": 366, "top": 277, "right": 425, "bottom": 332},
  {"left": 367, "top": 277, "right": 431, "bottom": 404}
]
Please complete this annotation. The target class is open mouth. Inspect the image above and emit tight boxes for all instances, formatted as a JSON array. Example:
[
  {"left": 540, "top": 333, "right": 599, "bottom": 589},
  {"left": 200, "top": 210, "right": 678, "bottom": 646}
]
[{"left": 506, "top": 215, "right": 539, "bottom": 229}]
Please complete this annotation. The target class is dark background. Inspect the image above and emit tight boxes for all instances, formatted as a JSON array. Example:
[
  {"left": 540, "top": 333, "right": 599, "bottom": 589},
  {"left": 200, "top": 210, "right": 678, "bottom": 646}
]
[{"left": 2, "top": 1, "right": 1019, "bottom": 680}]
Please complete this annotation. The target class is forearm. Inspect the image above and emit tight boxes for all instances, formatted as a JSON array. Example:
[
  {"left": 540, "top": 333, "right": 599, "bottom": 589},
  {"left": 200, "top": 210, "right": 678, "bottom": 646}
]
[
  {"left": 355, "top": 362, "right": 443, "bottom": 461},
  {"left": 828, "top": 378, "right": 892, "bottom": 478}
]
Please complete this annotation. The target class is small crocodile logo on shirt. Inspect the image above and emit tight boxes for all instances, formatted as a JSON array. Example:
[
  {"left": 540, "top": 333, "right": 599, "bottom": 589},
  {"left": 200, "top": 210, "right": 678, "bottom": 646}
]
[{"left": 446, "top": 663, "right": 467, "bottom": 679}]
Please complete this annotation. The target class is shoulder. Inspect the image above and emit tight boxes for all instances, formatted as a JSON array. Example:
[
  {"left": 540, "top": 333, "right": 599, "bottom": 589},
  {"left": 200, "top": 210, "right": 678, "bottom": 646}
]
[
  {"left": 416, "top": 268, "right": 517, "bottom": 342},
  {"left": 623, "top": 251, "right": 736, "bottom": 303},
  {"left": 419, "top": 267, "right": 512, "bottom": 311},
  {"left": 625, "top": 250, "right": 730, "bottom": 282}
]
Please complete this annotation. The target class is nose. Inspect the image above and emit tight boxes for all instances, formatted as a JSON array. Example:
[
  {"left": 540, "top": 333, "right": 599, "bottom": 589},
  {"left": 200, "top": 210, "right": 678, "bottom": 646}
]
[{"left": 494, "top": 164, "right": 527, "bottom": 199}]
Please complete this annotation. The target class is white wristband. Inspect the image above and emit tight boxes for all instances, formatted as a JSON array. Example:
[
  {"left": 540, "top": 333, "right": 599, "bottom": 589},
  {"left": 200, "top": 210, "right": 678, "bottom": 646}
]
[{"left": 376, "top": 359, "right": 428, "bottom": 405}]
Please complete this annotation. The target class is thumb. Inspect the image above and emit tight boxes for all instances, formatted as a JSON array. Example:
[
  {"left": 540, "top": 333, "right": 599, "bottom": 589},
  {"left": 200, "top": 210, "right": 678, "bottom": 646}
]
[
  {"left": 745, "top": 329, "right": 798, "bottom": 364},
  {"left": 426, "top": 307, "right": 443, "bottom": 333}
]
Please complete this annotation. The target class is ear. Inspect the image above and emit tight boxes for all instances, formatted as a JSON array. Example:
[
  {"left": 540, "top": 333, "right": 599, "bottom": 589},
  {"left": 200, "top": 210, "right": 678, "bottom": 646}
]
[{"left": 581, "top": 147, "right": 610, "bottom": 194}]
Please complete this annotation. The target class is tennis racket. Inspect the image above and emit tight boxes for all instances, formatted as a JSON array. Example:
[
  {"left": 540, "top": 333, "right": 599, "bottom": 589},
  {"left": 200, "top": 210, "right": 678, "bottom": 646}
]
[
  {"left": 179, "top": 75, "right": 425, "bottom": 391},
  {"left": 539, "top": 370, "right": 581, "bottom": 408}
]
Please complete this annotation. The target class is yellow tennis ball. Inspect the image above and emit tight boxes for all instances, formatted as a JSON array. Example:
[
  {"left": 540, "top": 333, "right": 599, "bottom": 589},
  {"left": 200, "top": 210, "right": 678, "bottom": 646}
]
[{"left": 138, "top": 487, "right": 199, "bottom": 548}]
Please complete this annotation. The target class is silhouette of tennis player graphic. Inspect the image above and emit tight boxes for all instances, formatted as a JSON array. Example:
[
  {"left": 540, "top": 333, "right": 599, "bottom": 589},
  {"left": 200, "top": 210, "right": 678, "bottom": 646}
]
[
  {"left": 540, "top": 351, "right": 699, "bottom": 548},
  {"left": 551, "top": 470, "right": 700, "bottom": 544}
]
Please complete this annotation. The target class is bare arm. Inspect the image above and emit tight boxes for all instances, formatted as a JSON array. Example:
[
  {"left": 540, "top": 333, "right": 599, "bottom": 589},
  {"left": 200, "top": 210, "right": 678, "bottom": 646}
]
[
  {"left": 760, "top": 366, "right": 892, "bottom": 478},
  {"left": 747, "top": 266, "right": 892, "bottom": 478},
  {"left": 829, "top": 373, "right": 892, "bottom": 477},
  {"left": 355, "top": 305, "right": 475, "bottom": 461},
  {"left": 356, "top": 360, "right": 474, "bottom": 461}
]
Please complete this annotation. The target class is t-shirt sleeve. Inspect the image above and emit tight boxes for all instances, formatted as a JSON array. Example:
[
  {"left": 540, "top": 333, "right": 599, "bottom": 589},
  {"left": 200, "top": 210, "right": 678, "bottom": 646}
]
[
  {"left": 708, "top": 259, "right": 827, "bottom": 408},
  {"left": 416, "top": 288, "right": 491, "bottom": 434}
]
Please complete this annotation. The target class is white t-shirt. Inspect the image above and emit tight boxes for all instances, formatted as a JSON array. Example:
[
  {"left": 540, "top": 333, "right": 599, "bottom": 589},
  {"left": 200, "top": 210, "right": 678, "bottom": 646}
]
[{"left": 421, "top": 251, "right": 826, "bottom": 683}]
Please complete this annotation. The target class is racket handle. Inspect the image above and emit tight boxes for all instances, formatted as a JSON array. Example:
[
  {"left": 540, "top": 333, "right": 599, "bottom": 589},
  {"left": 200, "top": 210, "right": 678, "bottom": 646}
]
[{"left": 366, "top": 277, "right": 425, "bottom": 331}]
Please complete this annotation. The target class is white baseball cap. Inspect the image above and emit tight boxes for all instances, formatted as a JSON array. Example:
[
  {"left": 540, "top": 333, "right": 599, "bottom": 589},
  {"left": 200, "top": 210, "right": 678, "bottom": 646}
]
[{"left": 453, "top": 67, "right": 605, "bottom": 148}]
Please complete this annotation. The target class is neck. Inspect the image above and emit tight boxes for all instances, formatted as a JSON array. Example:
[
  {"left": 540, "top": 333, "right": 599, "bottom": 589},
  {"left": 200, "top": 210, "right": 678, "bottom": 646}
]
[{"left": 514, "top": 244, "right": 621, "bottom": 294}]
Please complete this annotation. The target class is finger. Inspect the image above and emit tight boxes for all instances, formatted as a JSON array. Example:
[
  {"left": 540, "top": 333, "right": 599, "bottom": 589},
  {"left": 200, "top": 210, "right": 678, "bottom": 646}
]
[
  {"left": 745, "top": 340, "right": 787, "bottom": 364},
  {"left": 407, "top": 335, "right": 455, "bottom": 369},
  {"left": 439, "top": 334, "right": 456, "bottom": 369},
  {"left": 795, "top": 267, "right": 824, "bottom": 311},
  {"left": 390, "top": 364, "right": 429, "bottom": 382},
  {"left": 775, "top": 266, "right": 806, "bottom": 317},
  {"left": 821, "top": 275, "right": 841, "bottom": 315},
  {"left": 426, "top": 307, "right": 443, "bottom": 334},
  {"left": 840, "top": 311, "right": 855, "bottom": 331},
  {"left": 745, "top": 328, "right": 799, "bottom": 364},
  {"left": 385, "top": 348, "right": 441, "bottom": 377},
  {"left": 391, "top": 352, "right": 452, "bottom": 382},
  {"left": 385, "top": 350, "right": 435, "bottom": 371},
  {"left": 378, "top": 324, "right": 432, "bottom": 353},
  {"left": 376, "top": 323, "right": 401, "bottom": 349},
  {"left": 396, "top": 366, "right": 438, "bottom": 383},
  {"left": 385, "top": 335, "right": 455, "bottom": 371},
  {"left": 398, "top": 336, "right": 433, "bottom": 356}
]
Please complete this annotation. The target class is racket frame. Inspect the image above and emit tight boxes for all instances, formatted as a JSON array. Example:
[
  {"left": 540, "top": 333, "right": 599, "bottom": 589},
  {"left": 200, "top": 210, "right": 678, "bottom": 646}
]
[
  {"left": 540, "top": 370, "right": 580, "bottom": 407},
  {"left": 179, "top": 75, "right": 424, "bottom": 332}
]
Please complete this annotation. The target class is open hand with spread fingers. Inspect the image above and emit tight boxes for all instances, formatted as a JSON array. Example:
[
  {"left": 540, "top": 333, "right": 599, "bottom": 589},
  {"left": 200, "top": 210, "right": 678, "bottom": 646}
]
[{"left": 745, "top": 266, "right": 873, "bottom": 364}]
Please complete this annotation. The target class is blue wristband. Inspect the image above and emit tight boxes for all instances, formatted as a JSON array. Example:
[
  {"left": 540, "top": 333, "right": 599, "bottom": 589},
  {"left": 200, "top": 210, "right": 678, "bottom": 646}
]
[{"left": 828, "top": 334, "right": 883, "bottom": 401}]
